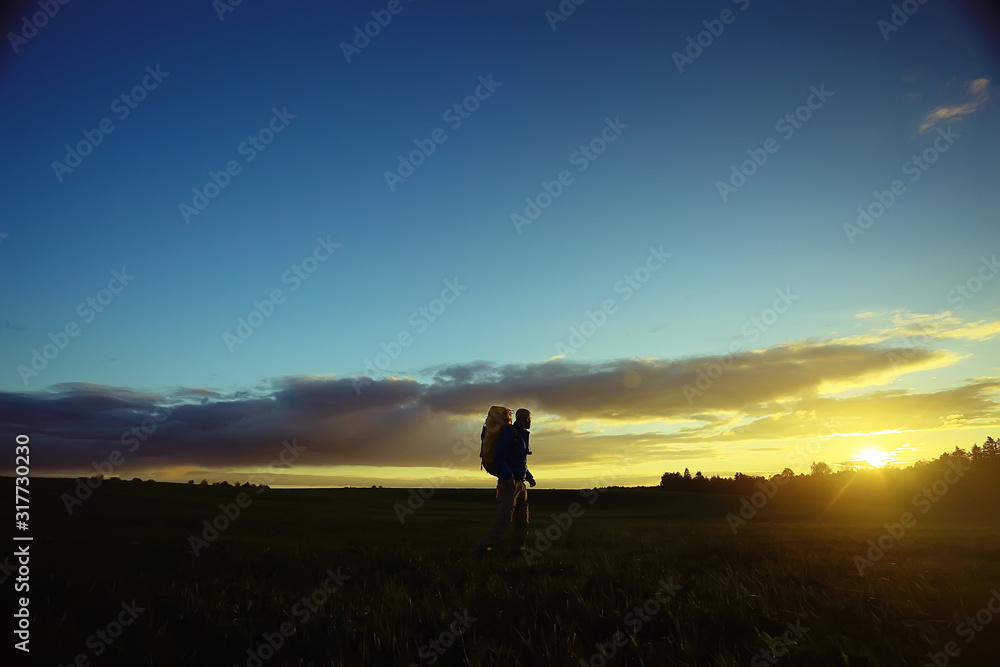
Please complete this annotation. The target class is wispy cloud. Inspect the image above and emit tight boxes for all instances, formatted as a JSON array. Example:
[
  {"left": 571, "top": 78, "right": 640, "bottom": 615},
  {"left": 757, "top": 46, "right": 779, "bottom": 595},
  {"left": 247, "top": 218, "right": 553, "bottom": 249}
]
[
  {"left": 664, "top": 380, "right": 1000, "bottom": 446},
  {"left": 917, "top": 77, "right": 989, "bottom": 134},
  {"left": 836, "top": 310, "right": 1000, "bottom": 345}
]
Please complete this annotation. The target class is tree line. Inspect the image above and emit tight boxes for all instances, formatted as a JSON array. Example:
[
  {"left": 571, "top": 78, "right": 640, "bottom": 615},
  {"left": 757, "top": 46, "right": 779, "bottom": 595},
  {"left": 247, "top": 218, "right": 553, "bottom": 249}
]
[{"left": 660, "top": 437, "right": 999, "bottom": 500}]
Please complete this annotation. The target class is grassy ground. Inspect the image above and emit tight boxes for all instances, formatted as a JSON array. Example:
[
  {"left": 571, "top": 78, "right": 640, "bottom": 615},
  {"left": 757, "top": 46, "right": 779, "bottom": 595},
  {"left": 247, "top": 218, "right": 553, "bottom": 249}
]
[{"left": 6, "top": 478, "right": 1000, "bottom": 666}]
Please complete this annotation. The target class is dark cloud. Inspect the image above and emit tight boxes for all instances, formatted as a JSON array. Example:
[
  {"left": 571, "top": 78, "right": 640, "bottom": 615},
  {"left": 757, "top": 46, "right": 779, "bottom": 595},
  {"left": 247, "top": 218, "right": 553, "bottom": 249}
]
[
  {"left": 422, "top": 343, "right": 952, "bottom": 420},
  {"left": 0, "top": 341, "right": 991, "bottom": 478}
]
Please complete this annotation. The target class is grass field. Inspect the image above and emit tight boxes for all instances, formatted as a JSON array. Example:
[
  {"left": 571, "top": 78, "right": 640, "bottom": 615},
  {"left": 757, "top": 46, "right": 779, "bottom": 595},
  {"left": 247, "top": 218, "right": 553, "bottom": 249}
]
[{"left": 7, "top": 477, "right": 1000, "bottom": 666}]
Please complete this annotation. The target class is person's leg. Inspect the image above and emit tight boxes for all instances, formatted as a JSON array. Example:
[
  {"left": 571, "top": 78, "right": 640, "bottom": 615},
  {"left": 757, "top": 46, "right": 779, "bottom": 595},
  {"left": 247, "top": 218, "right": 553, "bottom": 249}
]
[
  {"left": 511, "top": 482, "right": 529, "bottom": 549},
  {"left": 477, "top": 481, "right": 517, "bottom": 551}
]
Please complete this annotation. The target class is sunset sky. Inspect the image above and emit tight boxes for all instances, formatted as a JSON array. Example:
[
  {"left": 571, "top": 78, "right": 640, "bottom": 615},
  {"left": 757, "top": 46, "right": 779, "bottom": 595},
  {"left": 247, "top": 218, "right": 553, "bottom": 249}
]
[{"left": 1, "top": 0, "right": 998, "bottom": 488}]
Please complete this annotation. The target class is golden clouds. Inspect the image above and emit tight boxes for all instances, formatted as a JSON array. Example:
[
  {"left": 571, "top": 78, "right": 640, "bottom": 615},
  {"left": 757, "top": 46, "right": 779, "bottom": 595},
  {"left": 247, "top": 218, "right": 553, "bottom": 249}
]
[
  {"left": 3, "top": 310, "right": 997, "bottom": 479},
  {"left": 917, "top": 78, "right": 990, "bottom": 134}
]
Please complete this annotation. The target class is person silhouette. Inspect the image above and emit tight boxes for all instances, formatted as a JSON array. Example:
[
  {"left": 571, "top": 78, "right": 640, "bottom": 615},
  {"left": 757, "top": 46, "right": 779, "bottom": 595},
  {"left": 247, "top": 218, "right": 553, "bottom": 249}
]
[{"left": 471, "top": 408, "right": 536, "bottom": 559}]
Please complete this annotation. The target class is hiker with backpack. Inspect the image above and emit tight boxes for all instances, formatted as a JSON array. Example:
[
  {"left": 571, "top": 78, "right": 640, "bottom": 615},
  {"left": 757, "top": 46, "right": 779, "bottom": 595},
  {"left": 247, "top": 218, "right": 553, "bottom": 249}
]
[{"left": 471, "top": 407, "right": 536, "bottom": 559}]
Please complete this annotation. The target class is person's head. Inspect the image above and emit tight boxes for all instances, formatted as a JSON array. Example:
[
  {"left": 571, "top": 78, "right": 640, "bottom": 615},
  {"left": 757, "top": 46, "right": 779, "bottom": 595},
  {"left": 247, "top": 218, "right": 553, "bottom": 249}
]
[{"left": 515, "top": 408, "right": 531, "bottom": 430}]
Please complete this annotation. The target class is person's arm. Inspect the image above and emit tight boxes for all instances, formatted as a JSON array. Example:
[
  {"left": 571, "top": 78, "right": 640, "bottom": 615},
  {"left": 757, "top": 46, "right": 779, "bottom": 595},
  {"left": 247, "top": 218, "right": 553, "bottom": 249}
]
[
  {"left": 494, "top": 427, "right": 514, "bottom": 480},
  {"left": 523, "top": 431, "right": 535, "bottom": 485}
]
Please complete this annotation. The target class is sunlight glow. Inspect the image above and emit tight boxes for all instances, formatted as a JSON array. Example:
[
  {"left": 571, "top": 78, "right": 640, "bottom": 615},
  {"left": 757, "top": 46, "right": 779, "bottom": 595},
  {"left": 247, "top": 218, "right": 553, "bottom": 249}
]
[{"left": 857, "top": 448, "right": 891, "bottom": 468}]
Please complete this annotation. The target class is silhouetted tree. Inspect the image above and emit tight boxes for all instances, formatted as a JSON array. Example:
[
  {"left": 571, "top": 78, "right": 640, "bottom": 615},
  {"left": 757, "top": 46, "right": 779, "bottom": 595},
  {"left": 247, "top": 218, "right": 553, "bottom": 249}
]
[
  {"left": 683, "top": 468, "right": 692, "bottom": 480},
  {"left": 811, "top": 461, "right": 831, "bottom": 476},
  {"left": 659, "top": 471, "right": 684, "bottom": 489},
  {"left": 983, "top": 436, "right": 998, "bottom": 458}
]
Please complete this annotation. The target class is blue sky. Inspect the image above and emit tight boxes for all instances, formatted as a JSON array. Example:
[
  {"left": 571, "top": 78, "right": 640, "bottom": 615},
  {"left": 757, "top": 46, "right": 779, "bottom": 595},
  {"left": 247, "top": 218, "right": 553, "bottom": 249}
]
[{"left": 1, "top": 0, "right": 998, "bottom": 486}]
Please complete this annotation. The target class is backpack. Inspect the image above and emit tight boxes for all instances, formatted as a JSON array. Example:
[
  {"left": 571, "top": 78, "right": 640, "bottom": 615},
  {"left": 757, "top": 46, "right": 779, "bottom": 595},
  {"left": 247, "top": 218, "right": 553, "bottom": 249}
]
[{"left": 480, "top": 406, "right": 514, "bottom": 476}]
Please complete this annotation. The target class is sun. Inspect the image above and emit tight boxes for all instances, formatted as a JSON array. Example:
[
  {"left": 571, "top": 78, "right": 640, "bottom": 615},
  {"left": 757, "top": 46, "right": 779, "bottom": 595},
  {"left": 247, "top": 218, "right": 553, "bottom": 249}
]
[{"left": 858, "top": 448, "right": 890, "bottom": 467}]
